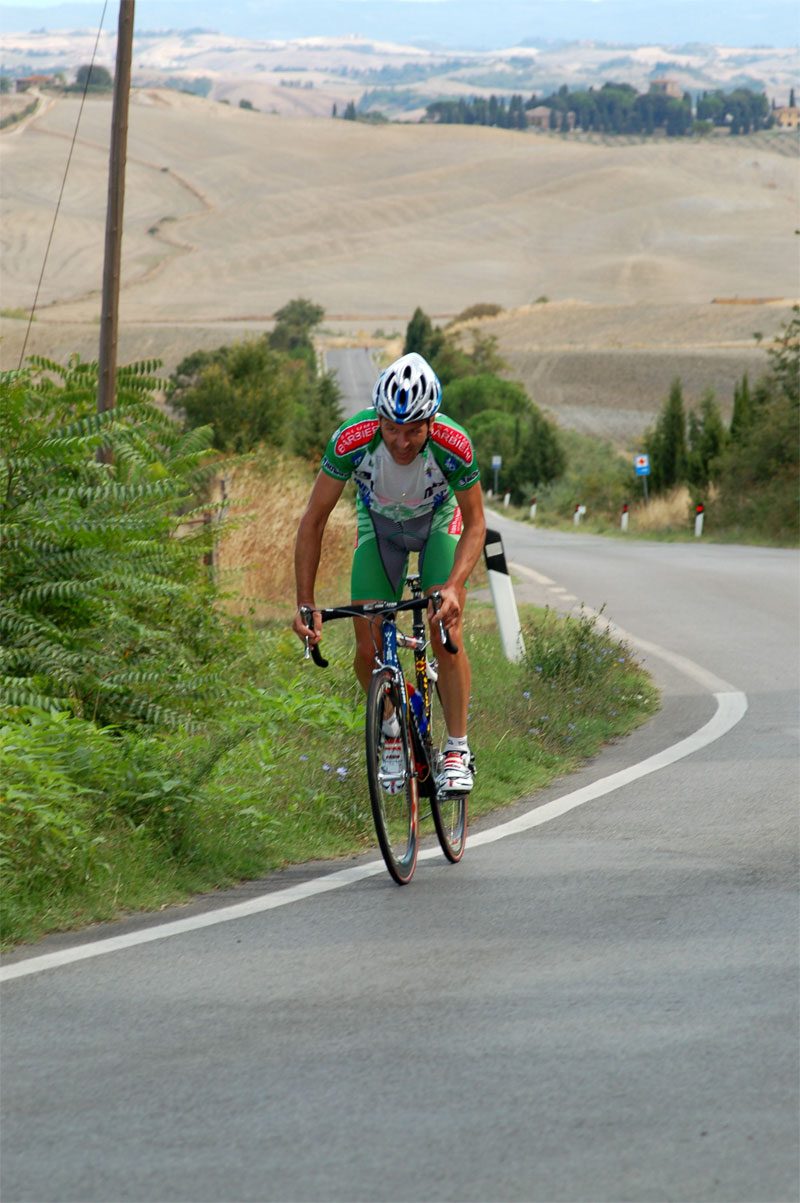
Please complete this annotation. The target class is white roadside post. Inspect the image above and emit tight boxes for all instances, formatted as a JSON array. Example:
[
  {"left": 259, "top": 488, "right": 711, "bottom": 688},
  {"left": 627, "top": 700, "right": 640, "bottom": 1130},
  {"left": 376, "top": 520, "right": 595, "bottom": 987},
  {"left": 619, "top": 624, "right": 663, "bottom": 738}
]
[
  {"left": 483, "top": 529, "right": 524, "bottom": 662},
  {"left": 694, "top": 503, "right": 705, "bottom": 537},
  {"left": 530, "top": 496, "right": 537, "bottom": 521},
  {"left": 574, "top": 505, "right": 586, "bottom": 526},
  {"left": 621, "top": 503, "right": 629, "bottom": 533},
  {"left": 503, "top": 492, "right": 511, "bottom": 507}
]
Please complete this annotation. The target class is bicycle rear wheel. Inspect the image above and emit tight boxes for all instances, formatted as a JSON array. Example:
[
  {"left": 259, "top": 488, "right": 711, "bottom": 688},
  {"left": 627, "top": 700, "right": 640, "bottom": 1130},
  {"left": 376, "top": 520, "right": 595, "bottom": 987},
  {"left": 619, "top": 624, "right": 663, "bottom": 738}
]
[
  {"left": 426, "top": 671, "right": 468, "bottom": 863},
  {"left": 366, "top": 668, "right": 419, "bottom": 884}
]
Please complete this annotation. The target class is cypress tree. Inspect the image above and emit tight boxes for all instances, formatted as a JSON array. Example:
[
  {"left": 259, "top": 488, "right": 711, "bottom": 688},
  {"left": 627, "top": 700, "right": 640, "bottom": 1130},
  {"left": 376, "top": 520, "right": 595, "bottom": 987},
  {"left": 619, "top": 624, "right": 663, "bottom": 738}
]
[
  {"left": 688, "top": 389, "right": 727, "bottom": 488},
  {"left": 730, "top": 373, "right": 753, "bottom": 442},
  {"left": 647, "top": 378, "right": 688, "bottom": 491}
]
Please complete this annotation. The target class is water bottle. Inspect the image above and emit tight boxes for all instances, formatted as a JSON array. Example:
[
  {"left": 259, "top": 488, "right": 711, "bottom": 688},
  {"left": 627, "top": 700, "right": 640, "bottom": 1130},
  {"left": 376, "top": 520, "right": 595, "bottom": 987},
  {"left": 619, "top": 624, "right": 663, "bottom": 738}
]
[{"left": 407, "top": 684, "right": 428, "bottom": 736}]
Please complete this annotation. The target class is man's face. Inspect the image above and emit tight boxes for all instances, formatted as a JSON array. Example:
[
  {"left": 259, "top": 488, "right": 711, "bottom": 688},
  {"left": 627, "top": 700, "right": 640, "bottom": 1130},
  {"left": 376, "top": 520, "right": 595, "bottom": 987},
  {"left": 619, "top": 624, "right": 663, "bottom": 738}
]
[{"left": 379, "top": 417, "right": 431, "bottom": 466}]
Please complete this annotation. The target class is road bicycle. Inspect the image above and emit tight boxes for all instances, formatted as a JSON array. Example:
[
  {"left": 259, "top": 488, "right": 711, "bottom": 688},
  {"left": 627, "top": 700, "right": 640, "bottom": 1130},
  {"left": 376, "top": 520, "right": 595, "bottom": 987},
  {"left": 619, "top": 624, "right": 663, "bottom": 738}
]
[{"left": 300, "top": 574, "right": 469, "bottom": 884}]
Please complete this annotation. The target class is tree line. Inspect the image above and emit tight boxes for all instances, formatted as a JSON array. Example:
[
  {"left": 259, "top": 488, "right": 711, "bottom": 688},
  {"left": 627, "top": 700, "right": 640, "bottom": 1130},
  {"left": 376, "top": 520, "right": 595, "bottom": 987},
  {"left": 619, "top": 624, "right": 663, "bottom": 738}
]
[
  {"left": 643, "top": 308, "right": 799, "bottom": 538},
  {"left": 425, "top": 83, "right": 775, "bottom": 136}
]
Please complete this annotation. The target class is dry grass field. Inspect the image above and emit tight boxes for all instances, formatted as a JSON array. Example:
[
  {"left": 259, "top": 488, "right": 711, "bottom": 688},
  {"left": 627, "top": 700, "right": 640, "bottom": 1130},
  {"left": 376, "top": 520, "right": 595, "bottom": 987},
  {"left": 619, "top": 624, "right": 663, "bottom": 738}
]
[
  {"left": 212, "top": 456, "right": 355, "bottom": 621},
  {"left": 1, "top": 88, "right": 797, "bottom": 443}
]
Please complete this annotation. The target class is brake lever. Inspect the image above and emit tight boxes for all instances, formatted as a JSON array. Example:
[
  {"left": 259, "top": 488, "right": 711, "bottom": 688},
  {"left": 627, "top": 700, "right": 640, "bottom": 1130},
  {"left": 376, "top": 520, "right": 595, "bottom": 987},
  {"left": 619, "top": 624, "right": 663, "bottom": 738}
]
[
  {"left": 300, "top": 607, "right": 329, "bottom": 668},
  {"left": 431, "top": 592, "right": 459, "bottom": 655}
]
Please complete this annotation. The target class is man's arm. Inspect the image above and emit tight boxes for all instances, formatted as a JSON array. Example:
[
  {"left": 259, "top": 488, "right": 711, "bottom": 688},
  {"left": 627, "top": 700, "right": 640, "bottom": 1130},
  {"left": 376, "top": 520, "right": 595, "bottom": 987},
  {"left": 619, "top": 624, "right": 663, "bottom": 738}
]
[
  {"left": 292, "top": 471, "right": 347, "bottom": 643},
  {"left": 435, "top": 483, "right": 486, "bottom": 629}
]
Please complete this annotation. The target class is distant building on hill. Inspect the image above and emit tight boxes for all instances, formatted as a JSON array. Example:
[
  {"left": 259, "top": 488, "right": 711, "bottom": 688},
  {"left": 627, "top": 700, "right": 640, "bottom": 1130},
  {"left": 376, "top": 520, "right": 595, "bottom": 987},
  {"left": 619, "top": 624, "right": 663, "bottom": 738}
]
[
  {"left": 526, "top": 105, "right": 552, "bottom": 129},
  {"left": 526, "top": 105, "right": 575, "bottom": 131},
  {"left": 773, "top": 105, "right": 799, "bottom": 129},
  {"left": 15, "top": 75, "right": 55, "bottom": 92},
  {"left": 649, "top": 79, "right": 683, "bottom": 100}
]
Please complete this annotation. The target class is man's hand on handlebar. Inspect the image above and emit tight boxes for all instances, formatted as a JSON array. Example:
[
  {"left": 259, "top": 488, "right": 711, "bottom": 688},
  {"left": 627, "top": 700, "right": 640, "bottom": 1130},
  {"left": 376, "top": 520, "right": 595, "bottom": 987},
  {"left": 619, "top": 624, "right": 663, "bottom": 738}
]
[
  {"left": 429, "top": 584, "right": 461, "bottom": 632},
  {"left": 293, "top": 605, "right": 322, "bottom": 646}
]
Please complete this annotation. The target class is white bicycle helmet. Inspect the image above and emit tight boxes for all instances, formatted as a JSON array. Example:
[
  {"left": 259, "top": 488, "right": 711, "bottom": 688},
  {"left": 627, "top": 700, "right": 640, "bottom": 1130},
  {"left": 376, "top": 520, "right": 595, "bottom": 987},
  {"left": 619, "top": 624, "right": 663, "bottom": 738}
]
[{"left": 372, "top": 352, "right": 442, "bottom": 423}]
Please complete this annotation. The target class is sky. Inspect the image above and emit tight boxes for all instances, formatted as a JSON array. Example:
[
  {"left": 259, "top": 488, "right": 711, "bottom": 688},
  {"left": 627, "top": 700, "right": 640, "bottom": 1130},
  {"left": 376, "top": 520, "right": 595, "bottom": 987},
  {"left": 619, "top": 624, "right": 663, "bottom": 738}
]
[{"left": 1, "top": 0, "right": 798, "bottom": 48}]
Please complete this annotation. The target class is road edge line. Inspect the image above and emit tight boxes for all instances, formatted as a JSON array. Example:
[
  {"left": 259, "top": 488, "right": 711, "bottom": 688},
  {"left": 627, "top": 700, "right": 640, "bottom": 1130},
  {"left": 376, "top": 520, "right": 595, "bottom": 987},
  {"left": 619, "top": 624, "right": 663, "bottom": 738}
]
[{"left": 1, "top": 693, "right": 749, "bottom": 982}]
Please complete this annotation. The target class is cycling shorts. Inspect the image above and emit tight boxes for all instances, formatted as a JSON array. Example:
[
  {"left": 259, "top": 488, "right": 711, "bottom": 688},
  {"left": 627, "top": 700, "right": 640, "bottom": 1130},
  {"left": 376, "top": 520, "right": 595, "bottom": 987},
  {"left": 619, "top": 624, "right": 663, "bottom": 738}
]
[{"left": 351, "top": 507, "right": 463, "bottom": 603}]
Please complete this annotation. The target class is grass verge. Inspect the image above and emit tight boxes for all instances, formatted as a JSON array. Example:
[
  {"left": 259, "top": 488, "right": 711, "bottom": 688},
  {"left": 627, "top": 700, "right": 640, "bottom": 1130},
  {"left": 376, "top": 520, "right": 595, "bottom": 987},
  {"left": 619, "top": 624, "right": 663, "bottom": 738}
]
[{"left": 1, "top": 602, "right": 657, "bottom": 950}]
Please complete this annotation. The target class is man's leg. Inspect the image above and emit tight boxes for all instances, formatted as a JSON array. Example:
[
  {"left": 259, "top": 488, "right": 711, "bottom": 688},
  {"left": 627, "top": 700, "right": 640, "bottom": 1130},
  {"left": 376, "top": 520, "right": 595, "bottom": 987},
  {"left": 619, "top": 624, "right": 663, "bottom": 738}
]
[
  {"left": 350, "top": 535, "right": 403, "bottom": 693},
  {"left": 427, "top": 584, "right": 471, "bottom": 737}
]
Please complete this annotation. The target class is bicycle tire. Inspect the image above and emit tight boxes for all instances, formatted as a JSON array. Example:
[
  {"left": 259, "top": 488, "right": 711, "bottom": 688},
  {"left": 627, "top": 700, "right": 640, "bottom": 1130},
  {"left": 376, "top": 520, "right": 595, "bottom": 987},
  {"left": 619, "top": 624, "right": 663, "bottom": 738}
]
[
  {"left": 426, "top": 671, "right": 468, "bottom": 863},
  {"left": 366, "top": 668, "right": 419, "bottom": 884}
]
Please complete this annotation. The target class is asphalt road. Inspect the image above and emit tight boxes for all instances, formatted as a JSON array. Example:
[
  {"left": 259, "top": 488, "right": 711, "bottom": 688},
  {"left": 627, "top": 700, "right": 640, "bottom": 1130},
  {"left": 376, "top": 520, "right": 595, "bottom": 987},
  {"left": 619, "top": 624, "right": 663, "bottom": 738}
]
[
  {"left": 2, "top": 522, "right": 798, "bottom": 1201},
  {"left": 324, "top": 346, "right": 379, "bottom": 417}
]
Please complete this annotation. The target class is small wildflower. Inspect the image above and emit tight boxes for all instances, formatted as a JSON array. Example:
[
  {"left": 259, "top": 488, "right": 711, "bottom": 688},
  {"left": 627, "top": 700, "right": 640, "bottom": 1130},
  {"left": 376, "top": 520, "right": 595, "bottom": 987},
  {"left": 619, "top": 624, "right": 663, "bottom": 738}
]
[
  {"left": 522, "top": 690, "right": 531, "bottom": 699},
  {"left": 299, "top": 755, "right": 308, "bottom": 762},
  {"left": 322, "top": 763, "right": 331, "bottom": 772},
  {"left": 337, "top": 767, "right": 348, "bottom": 778}
]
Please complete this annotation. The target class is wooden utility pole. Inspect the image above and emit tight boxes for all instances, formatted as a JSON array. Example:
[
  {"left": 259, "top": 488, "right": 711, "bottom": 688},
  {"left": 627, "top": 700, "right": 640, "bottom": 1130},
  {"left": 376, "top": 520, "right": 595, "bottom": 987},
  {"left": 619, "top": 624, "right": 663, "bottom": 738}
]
[{"left": 97, "top": 0, "right": 135, "bottom": 416}]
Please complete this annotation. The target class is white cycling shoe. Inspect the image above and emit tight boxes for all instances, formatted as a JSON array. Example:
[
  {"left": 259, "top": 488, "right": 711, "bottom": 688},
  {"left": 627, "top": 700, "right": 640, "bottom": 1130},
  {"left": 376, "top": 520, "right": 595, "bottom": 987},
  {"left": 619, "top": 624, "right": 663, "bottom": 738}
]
[
  {"left": 379, "top": 737, "right": 406, "bottom": 795},
  {"left": 435, "top": 751, "right": 474, "bottom": 796}
]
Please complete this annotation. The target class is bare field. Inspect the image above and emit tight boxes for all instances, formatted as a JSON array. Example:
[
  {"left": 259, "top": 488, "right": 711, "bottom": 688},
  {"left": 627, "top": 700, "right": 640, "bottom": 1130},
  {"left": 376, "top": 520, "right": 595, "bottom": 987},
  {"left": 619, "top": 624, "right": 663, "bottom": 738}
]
[
  {"left": 465, "top": 299, "right": 795, "bottom": 445},
  {"left": 1, "top": 89, "right": 797, "bottom": 440}
]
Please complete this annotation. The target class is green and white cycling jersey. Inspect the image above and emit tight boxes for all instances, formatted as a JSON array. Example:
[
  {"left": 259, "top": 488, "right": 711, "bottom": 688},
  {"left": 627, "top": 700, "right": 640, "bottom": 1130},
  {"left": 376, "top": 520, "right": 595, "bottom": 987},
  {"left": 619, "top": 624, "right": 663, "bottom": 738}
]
[
  {"left": 321, "top": 408, "right": 481, "bottom": 597},
  {"left": 321, "top": 408, "right": 480, "bottom": 527}
]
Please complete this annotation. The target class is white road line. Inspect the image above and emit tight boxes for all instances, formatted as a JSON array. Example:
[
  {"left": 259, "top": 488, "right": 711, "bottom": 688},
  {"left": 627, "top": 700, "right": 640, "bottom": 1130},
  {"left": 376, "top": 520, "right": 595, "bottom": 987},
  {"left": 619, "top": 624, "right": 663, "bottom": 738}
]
[
  {"left": 509, "top": 560, "right": 738, "bottom": 695},
  {"left": 514, "top": 565, "right": 555, "bottom": 586},
  {"left": 466, "top": 690, "right": 747, "bottom": 848},
  {"left": 1, "top": 628, "right": 748, "bottom": 984}
]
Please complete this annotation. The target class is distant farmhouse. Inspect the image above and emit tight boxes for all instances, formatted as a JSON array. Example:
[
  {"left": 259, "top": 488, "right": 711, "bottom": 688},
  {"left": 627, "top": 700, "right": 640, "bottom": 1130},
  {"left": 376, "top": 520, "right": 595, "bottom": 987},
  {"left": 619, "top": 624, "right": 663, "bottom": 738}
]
[
  {"left": 649, "top": 79, "right": 684, "bottom": 100},
  {"left": 774, "top": 105, "right": 799, "bottom": 129},
  {"left": 526, "top": 105, "right": 575, "bottom": 131},
  {"left": 15, "top": 75, "right": 56, "bottom": 92}
]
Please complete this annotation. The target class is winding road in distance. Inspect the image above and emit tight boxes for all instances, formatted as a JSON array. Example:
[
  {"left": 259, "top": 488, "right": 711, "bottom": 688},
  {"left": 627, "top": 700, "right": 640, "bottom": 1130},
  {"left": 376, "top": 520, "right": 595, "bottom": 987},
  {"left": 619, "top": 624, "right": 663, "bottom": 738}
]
[{"left": 2, "top": 350, "right": 798, "bottom": 1203}]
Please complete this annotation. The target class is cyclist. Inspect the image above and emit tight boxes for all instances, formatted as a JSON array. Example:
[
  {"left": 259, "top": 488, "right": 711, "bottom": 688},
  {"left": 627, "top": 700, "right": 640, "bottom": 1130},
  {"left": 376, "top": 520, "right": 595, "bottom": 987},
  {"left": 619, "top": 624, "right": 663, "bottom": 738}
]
[{"left": 292, "top": 351, "right": 486, "bottom": 795}]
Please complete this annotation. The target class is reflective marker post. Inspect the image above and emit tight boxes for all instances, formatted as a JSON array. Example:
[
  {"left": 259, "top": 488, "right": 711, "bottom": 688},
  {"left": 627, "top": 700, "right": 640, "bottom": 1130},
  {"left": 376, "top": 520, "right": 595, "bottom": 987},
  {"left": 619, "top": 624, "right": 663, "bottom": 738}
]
[
  {"left": 483, "top": 529, "right": 524, "bottom": 662},
  {"left": 695, "top": 503, "right": 705, "bottom": 538},
  {"left": 621, "top": 502, "right": 629, "bottom": 533}
]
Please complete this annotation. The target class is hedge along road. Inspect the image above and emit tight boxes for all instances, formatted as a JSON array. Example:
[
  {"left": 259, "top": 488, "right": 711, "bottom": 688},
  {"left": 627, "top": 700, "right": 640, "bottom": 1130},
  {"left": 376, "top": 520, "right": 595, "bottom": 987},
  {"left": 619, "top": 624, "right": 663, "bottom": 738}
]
[{"left": 1, "top": 510, "right": 798, "bottom": 1200}]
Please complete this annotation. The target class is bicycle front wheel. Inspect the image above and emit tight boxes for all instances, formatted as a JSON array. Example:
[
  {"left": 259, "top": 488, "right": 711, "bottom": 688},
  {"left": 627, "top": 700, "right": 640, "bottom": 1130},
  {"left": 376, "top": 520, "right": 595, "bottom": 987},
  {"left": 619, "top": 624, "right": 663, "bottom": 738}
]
[
  {"left": 427, "top": 675, "right": 468, "bottom": 864},
  {"left": 366, "top": 668, "right": 419, "bottom": 885}
]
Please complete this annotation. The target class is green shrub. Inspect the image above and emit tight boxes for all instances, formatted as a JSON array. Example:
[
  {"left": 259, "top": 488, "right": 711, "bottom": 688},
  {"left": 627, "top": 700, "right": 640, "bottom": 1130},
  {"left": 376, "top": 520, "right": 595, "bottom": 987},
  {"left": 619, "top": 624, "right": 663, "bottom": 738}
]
[
  {"left": 0, "top": 358, "right": 226, "bottom": 727},
  {"left": 0, "top": 711, "right": 109, "bottom": 894}
]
